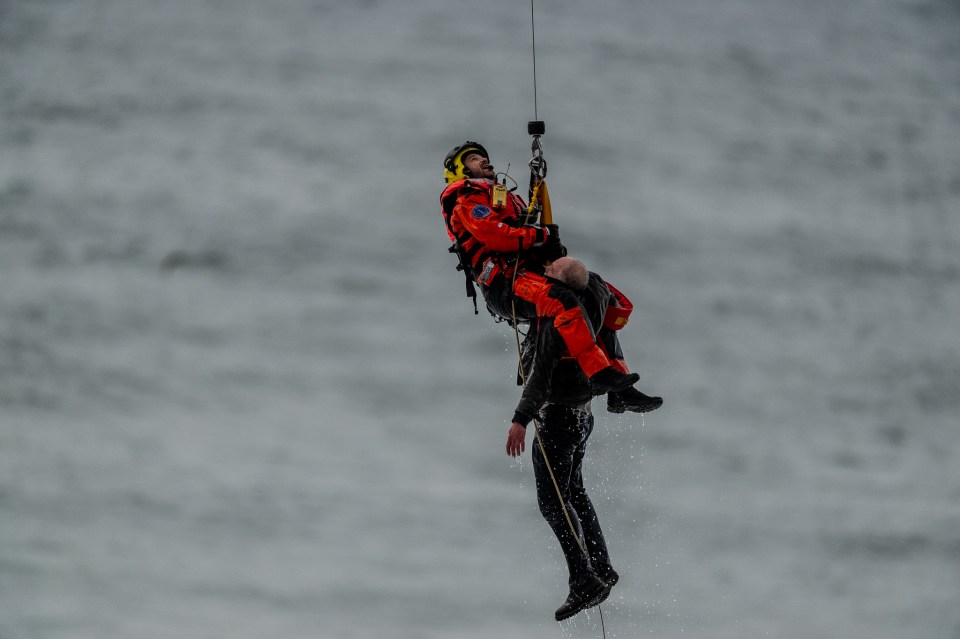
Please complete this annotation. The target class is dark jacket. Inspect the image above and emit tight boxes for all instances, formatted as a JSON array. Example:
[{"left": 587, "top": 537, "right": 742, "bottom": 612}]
[{"left": 512, "top": 272, "right": 613, "bottom": 427}]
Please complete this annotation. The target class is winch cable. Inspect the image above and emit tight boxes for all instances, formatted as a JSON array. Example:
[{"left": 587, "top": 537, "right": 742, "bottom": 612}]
[
  {"left": 530, "top": 0, "right": 539, "bottom": 123},
  {"left": 509, "top": 2, "right": 608, "bottom": 635}
]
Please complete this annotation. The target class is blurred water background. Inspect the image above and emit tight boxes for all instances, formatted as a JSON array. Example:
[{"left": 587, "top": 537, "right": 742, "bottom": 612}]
[{"left": 2, "top": 0, "right": 959, "bottom": 637}]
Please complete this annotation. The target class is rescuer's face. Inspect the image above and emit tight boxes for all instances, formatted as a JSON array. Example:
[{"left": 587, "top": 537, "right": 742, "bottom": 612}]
[{"left": 462, "top": 152, "right": 494, "bottom": 179}]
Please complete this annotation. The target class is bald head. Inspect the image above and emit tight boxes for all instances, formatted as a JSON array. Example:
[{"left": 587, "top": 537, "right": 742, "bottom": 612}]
[{"left": 545, "top": 257, "right": 589, "bottom": 291}]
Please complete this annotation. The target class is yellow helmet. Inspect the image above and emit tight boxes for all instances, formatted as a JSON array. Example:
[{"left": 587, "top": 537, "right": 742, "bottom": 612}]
[{"left": 443, "top": 141, "right": 489, "bottom": 183}]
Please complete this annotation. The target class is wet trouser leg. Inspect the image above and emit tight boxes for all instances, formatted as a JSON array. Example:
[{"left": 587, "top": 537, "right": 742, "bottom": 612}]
[{"left": 532, "top": 404, "right": 611, "bottom": 586}]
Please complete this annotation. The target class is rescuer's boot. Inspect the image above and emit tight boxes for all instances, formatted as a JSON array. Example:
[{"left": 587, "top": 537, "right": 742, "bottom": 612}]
[
  {"left": 607, "top": 387, "right": 663, "bottom": 414},
  {"left": 588, "top": 367, "right": 639, "bottom": 395}
]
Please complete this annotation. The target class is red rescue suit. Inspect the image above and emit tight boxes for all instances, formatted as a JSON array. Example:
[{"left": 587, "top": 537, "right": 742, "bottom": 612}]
[{"left": 441, "top": 178, "right": 612, "bottom": 377}]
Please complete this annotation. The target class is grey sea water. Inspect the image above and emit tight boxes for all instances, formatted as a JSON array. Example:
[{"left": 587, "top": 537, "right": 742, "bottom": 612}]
[{"left": 2, "top": 0, "right": 959, "bottom": 637}]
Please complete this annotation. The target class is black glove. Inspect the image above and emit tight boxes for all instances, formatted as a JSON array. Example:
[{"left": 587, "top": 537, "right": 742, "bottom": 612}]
[{"left": 542, "top": 224, "right": 567, "bottom": 262}]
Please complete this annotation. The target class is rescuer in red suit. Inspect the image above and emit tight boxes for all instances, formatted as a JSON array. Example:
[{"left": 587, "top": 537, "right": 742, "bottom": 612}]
[{"left": 441, "top": 141, "right": 661, "bottom": 411}]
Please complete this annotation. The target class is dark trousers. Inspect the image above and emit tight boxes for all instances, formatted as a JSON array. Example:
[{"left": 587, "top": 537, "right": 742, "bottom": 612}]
[{"left": 532, "top": 403, "right": 612, "bottom": 587}]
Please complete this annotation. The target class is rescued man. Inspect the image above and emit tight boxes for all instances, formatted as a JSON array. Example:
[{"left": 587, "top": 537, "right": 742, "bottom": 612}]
[{"left": 505, "top": 257, "right": 661, "bottom": 621}]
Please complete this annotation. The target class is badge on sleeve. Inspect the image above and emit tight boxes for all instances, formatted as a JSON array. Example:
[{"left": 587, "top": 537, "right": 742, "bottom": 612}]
[{"left": 471, "top": 205, "right": 492, "bottom": 219}]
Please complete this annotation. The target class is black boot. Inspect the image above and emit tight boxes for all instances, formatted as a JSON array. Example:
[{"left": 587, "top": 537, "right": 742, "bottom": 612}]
[
  {"left": 608, "top": 387, "right": 663, "bottom": 414},
  {"left": 589, "top": 367, "right": 639, "bottom": 396},
  {"left": 554, "top": 573, "right": 611, "bottom": 622},
  {"left": 595, "top": 564, "right": 619, "bottom": 589}
]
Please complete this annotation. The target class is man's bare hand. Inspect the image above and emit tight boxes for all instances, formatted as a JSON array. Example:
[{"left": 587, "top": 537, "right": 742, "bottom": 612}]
[{"left": 506, "top": 422, "right": 527, "bottom": 457}]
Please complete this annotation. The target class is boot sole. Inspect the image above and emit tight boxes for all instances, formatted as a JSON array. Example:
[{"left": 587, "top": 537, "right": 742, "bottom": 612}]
[
  {"left": 608, "top": 397, "right": 663, "bottom": 414},
  {"left": 555, "top": 583, "right": 611, "bottom": 621}
]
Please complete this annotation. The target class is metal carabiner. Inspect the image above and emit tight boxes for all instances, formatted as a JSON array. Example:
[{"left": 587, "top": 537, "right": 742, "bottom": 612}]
[{"left": 528, "top": 135, "right": 548, "bottom": 181}]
